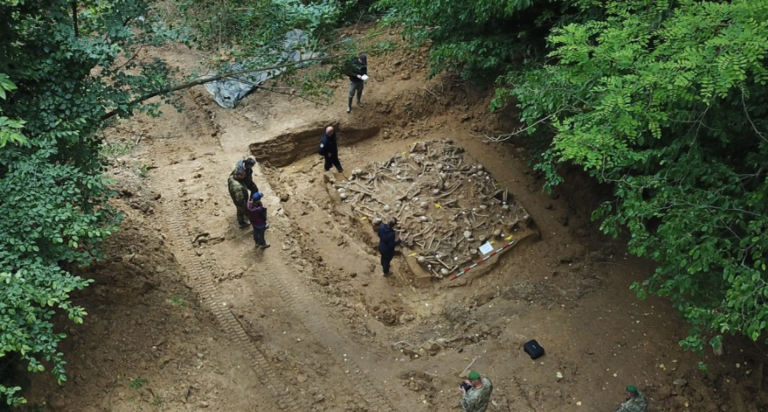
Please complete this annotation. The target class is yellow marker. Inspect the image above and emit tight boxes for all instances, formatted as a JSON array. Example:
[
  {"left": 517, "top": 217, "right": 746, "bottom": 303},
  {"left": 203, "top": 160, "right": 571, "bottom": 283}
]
[
  {"left": 409, "top": 252, "right": 418, "bottom": 257},
  {"left": 505, "top": 235, "right": 514, "bottom": 241},
  {"left": 490, "top": 241, "right": 495, "bottom": 245},
  {"left": 361, "top": 216, "right": 368, "bottom": 220},
  {"left": 402, "top": 152, "right": 407, "bottom": 155},
  {"left": 434, "top": 203, "right": 442, "bottom": 208}
]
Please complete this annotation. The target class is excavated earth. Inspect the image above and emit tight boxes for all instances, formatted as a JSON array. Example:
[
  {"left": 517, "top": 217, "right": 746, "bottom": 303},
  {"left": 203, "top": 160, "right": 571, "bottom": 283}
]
[{"left": 19, "top": 38, "right": 768, "bottom": 412}]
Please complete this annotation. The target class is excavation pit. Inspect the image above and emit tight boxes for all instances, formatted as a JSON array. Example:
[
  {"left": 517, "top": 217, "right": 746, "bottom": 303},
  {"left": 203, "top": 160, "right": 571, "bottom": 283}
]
[{"left": 326, "top": 139, "right": 537, "bottom": 285}]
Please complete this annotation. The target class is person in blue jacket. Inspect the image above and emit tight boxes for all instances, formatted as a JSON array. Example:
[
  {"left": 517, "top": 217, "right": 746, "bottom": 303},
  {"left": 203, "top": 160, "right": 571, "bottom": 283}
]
[
  {"left": 378, "top": 217, "right": 402, "bottom": 277},
  {"left": 246, "top": 192, "right": 270, "bottom": 249},
  {"left": 318, "top": 126, "right": 343, "bottom": 173}
]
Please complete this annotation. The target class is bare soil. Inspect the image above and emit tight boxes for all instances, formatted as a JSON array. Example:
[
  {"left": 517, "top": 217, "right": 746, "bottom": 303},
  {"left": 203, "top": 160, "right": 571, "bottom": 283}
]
[{"left": 20, "top": 38, "right": 768, "bottom": 412}]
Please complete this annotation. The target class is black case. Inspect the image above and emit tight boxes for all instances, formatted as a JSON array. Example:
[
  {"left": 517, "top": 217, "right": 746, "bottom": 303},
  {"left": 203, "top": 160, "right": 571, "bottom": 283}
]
[{"left": 524, "top": 339, "right": 545, "bottom": 359}]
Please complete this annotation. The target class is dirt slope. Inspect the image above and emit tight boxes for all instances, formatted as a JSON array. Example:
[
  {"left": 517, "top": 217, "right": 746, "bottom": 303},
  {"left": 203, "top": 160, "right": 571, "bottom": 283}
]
[{"left": 20, "top": 40, "right": 768, "bottom": 412}]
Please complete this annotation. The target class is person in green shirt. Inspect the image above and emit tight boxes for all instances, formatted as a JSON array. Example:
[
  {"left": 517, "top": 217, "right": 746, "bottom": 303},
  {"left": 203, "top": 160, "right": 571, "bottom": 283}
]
[
  {"left": 615, "top": 385, "right": 648, "bottom": 412},
  {"left": 460, "top": 371, "right": 493, "bottom": 412}
]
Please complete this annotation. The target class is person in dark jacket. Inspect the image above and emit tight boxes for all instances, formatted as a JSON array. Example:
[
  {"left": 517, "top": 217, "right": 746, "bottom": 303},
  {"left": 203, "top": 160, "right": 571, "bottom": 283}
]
[
  {"left": 346, "top": 54, "right": 367, "bottom": 113},
  {"left": 377, "top": 217, "right": 402, "bottom": 276},
  {"left": 231, "top": 158, "right": 259, "bottom": 195},
  {"left": 318, "top": 126, "right": 343, "bottom": 173},
  {"left": 246, "top": 192, "right": 270, "bottom": 249}
]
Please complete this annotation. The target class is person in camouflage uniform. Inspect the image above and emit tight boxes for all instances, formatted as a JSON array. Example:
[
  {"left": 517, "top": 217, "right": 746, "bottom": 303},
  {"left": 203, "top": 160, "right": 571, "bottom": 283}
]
[
  {"left": 614, "top": 385, "right": 648, "bottom": 412},
  {"left": 460, "top": 371, "right": 493, "bottom": 412},
  {"left": 228, "top": 167, "right": 249, "bottom": 228}
]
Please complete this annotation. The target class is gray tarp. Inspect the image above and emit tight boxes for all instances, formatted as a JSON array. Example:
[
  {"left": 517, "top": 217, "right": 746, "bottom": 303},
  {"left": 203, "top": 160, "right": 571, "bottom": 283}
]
[{"left": 204, "top": 29, "right": 315, "bottom": 108}]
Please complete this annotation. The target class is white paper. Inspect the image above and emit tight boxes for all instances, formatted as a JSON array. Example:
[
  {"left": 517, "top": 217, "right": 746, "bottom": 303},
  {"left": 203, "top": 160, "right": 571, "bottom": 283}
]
[
  {"left": 361, "top": 74, "right": 369, "bottom": 81},
  {"left": 479, "top": 242, "right": 494, "bottom": 255}
]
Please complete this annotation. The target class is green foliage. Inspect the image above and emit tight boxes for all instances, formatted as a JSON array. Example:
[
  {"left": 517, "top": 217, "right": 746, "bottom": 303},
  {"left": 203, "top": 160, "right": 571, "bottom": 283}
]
[
  {"left": 168, "top": 296, "right": 188, "bottom": 307},
  {"left": 129, "top": 378, "right": 147, "bottom": 389},
  {"left": 0, "top": 0, "right": 183, "bottom": 406},
  {"left": 178, "top": 0, "right": 348, "bottom": 51},
  {"left": 374, "top": 0, "right": 582, "bottom": 82},
  {"left": 0, "top": 74, "right": 26, "bottom": 148},
  {"left": 500, "top": 0, "right": 768, "bottom": 352}
]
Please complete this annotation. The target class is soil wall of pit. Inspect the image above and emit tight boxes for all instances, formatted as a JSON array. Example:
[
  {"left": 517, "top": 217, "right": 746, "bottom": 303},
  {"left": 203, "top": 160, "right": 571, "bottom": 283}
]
[{"left": 250, "top": 122, "right": 380, "bottom": 167}]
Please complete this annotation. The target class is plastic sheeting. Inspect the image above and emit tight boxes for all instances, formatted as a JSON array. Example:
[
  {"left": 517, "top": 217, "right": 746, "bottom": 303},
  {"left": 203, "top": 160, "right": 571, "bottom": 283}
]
[{"left": 204, "top": 29, "right": 315, "bottom": 108}]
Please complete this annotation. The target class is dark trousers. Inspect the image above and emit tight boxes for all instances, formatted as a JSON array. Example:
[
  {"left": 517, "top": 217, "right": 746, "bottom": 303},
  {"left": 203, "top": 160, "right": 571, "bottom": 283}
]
[
  {"left": 324, "top": 155, "right": 343, "bottom": 172},
  {"left": 252, "top": 226, "right": 267, "bottom": 246},
  {"left": 380, "top": 251, "right": 394, "bottom": 275}
]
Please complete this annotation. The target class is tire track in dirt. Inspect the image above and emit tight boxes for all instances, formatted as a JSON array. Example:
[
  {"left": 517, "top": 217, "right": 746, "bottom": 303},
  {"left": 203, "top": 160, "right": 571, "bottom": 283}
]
[
  {"left": 164, "top": 202, "right": 303, "bottom": 411},
  {"left": 264, "top": 246, "right": 398, "bottom": 412}
]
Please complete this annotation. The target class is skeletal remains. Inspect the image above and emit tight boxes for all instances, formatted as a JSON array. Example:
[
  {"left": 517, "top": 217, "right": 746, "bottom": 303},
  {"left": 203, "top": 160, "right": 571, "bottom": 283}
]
[{"left": 334, "top": 140, "right": 529, "bottom": 279}]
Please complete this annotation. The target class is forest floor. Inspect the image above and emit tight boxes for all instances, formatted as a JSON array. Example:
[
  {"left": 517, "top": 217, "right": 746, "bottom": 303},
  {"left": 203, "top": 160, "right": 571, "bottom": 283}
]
[{"left": 19, "top": 30, "right": 768, "bottom": 412}]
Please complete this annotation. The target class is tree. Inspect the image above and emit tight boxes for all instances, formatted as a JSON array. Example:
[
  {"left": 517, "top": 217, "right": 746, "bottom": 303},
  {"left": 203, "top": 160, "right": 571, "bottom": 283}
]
[
  {"left": 496, "top": 0, "right": 768, "bottom": 353},
  {"left": 381, "top": 0, "right": 768, "bottom": 353},
  {"left": 0, "top": 0, "right": 367, "bottom": 405},
  {"left": 373, "top": 0, "right": 590, "bottom": 82}
]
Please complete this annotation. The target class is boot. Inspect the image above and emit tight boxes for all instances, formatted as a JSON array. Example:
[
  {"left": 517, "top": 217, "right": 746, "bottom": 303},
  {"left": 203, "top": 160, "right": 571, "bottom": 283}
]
[
  {"left": 347, "top": 97, "right": 353, "bottom": 113},
  {"left": 357, "top": 100, "right": 364, "bottom": 108}
]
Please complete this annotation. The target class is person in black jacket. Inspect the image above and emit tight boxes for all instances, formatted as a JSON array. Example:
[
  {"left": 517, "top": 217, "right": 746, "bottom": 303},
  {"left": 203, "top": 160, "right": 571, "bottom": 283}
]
[
  {"left": 318, "top": 126, "right": 343, "bottom": 173},
  {"left": 377, "top": 217, "right": 402, "bottom": 277},
  {"left": 346, "top": 54, "right": 367, "bottom": 113}
]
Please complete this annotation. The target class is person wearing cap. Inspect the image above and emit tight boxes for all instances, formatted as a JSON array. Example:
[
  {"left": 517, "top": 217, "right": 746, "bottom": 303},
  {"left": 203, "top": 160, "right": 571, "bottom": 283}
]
[
  {"left": 614, "top": 385, "right": 648, "bottom": 412},
  {"left": 231, "top": 158, "right": 259, "bottom": 196},
  {"left": 228, "top": 167, "right": 250, "bottom": 228},
  {"left": 318, "top": 126, "right": 343, "bottom": 173},
  {"left": 377, "top": 217, "right": 402, "bottom": 277},
  {"left": 459, "top": 371, "right": 493, "bottom": 412},
  {"left": 346, "top": 53, "right": 367, "bottom": 113},
  {"left": 246, "top": 192, "right": 270, "bottom": 249}
]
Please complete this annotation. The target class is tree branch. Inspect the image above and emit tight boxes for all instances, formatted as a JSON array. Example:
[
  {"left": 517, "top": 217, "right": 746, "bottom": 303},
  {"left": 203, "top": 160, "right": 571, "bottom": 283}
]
[
  {"left": 72, "top": 1, "right": 78, "bottom": 38},
  {"left": 483, "top": 111, "right": 561, "bottom": 142},
  {"left": 100, "top": 56, "right": 328, "bottom": 121}
]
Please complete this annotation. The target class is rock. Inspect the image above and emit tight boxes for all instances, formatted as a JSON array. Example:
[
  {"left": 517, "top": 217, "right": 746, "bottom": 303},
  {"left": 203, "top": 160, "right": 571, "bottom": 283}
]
[
  {"left": 313, "top": 394, "right": 325, "bottom": 403},
  {"left": 47, "top": 394, "right": 68, "bottom": 410},
  {"left": 155, "top": 266, "right": 166, "bottom": 274},
  {"left": 138, "top": 282, "right": 154, "bottom": 296},
  {"left": 297, "top": 374, "right": 308, "bottom": 383},
  {"left": 280, "top": 193, "right": 290, "bottom": 202},
  {"left": 157, "top": 356, "right": 172, "bottom": 369},
  {"left": 402, "top": 347, "right": 419, "bottom": 358},
  {"left": 463, "top": 231, "right": 472, "bottom": 239},
  {"left": 317, "top": 278, "right": 329, "bottom": 286},
  {"left": 424, "top": 342, "right": 441, "bottom": 356},
  {"left": 673, "top": 378, "right": 688, "bottom": 387}
]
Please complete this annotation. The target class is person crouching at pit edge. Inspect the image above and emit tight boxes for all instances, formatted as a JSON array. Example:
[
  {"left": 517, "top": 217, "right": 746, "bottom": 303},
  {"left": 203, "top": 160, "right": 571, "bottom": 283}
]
[
  {"left": 377, "top": 217, "right": 402, "bottom": 277},
  {"left": 460, "top": 371, "right": 493, "bottom": 412},
  {"left": 614, "top": 385, "right": 647, "bottom": 412},
  {"left": 247, "top": 192, "right": 270, "bottom": 249}
]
